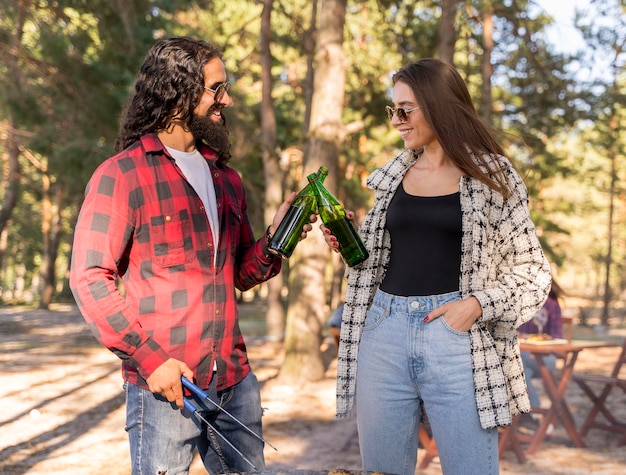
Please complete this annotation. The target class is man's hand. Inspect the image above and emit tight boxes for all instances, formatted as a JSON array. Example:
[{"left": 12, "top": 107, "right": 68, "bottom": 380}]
[
  {"left": 269, "top": 192, "right": 317, "bottom": 240},
  {"left": 146, "top": 358, "right": 194, "bottom": 408}
]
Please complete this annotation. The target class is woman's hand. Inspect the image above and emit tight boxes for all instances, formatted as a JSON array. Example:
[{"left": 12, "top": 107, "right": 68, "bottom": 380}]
[
  {"left": 424, "top": 296, "right": 482, "bottom": 332},
  {"left": 320, "top": 210, "right": 356, "bottom": 252}
]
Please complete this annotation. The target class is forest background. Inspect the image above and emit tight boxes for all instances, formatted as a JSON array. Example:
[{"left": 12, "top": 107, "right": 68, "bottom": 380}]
[{"left": 0, "top": 0, "right": 624, "bottom": 383}]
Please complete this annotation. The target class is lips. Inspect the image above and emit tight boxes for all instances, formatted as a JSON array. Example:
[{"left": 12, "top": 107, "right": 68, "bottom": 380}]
[
  {"left": 399, "top": 128, "right": 412, "bottom": 139},
  {"left": 208, "top": 105, "right": 225, "bottom": 122}
]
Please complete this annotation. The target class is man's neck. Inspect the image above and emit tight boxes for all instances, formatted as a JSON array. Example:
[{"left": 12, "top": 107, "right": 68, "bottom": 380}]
[{"left": 158, "top": 125, "right": 196, "bottom": 152}]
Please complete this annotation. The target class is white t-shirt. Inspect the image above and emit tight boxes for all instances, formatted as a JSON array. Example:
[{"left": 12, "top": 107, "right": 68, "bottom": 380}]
[{"left": 165, "top": 146, "right": 219, "bottom": 264}]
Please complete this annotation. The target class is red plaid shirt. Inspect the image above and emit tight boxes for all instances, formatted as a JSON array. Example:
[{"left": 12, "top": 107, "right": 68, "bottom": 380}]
[{"left": 70, "top": 134, "right": 281, "bottom": 391}]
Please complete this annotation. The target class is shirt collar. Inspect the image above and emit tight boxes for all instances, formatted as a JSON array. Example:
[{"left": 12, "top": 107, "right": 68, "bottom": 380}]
[{"left": 139, "top": 133, "right": 218, "bottom": 162}]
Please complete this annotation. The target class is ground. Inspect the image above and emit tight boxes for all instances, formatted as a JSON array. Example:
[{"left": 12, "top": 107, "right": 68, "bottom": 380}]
[{"left": 1, "top": 302, "right": 625, "bottom": 475}]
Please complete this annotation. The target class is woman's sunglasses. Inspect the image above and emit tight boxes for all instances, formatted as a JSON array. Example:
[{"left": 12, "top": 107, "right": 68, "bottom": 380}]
[{"left": 385, "top": 105, "right": 419, "bottom": 123}]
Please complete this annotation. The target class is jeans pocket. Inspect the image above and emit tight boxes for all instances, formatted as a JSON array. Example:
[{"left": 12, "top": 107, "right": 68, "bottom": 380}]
[
  {"left": 439, "top": 316, "right": 470, "bottom": 336},
  {"left": 363, "top": 305, "right": 387, "bottom": 331}
]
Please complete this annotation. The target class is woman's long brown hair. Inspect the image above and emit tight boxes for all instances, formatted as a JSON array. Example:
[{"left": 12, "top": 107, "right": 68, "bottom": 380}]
[{"left": 393, "top": 59, "right": 513, "bottom": 198}]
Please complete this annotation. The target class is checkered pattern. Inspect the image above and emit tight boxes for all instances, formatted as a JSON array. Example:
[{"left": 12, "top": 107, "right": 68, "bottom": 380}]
[
  {"left": 70, "top": 134, "right": 281, "bottom": 391},
  {"left": 336, "top": 149, "right": 551, "bottom": 429}
]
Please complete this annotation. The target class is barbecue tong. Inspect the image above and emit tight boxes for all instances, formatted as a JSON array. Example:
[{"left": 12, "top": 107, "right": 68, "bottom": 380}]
[{"left": 181, "top": 376, "right": 277, "bottom": 470}]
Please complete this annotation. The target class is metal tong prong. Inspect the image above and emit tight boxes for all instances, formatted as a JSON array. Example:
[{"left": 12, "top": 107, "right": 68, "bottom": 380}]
[
  {"left": 182, "top": 398, "right": 257, "bottom": 470},
  {"left": 181, "top": 376, "right": 278, "bottom": 451}
]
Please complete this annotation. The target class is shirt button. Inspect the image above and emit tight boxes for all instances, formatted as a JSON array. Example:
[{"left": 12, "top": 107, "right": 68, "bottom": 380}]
[
  {"left": 215, "top": 309, "right": 220, "bottom": 315},
  {"left": 216, "top": 202, "right": 221, "bottom": 208},
  {"left": 165, "top": 215, "right": 171, "bottom": 221},
  {"left": 214, "top": 172, "right": 219, "bottom": 178},
  {"left": 200, "top": 206, "right": 205, "bottom": 211},
  {"left": 410, "top": 301, "right": 419, "bottom": 309}
]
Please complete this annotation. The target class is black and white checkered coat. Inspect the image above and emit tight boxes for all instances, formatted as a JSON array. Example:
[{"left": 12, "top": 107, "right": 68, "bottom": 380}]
[{"left": 336, "top": 149, "right": 551, "bottom": 429}]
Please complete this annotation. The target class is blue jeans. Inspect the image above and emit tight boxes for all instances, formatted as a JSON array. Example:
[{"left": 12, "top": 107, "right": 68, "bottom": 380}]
[
  {"left": 124, "top": 371, "right": 265, "bottom": 475},
  {"left": 521, "top": 350, "right": 557, "bottom": 408},
  {"left": 356, "top": 289, "right": 498, "bottom": 475}
]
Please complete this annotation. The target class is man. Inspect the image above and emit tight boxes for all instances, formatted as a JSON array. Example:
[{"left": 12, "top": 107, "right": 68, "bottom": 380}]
[{"left": 70, "top": 36, "right": 309, "bottom": 474}]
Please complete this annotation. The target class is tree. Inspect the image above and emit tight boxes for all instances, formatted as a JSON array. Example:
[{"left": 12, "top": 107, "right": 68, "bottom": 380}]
[
  {"left": 438, "top": 0, "right": 458, "bottom": 62},
  {"left": 280, "top": 0, "right": 348, "bottom": 383},
  {"left": 259, "top": 0, "right": 286, "bottom": 341},
  {"left": 575, "top": 0, "right": 626, "bottom": 325}
]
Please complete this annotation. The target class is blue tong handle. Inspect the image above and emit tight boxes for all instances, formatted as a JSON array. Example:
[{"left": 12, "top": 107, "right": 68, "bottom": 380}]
[{"left": 182, "top": 375, "right": 210, "bottom": 399}]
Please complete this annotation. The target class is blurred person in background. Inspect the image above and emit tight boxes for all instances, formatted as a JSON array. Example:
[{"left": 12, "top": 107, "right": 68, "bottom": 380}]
[{"left": 519, "top": 279, "right": 564, "bottom": 410}]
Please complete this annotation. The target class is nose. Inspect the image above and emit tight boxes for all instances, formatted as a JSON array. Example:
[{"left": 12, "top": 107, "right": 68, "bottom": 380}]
[
  {"left": 390, "top": 113, "right": 402, "bottom": 126},
  {"left": 219, "top": 90, "right": 233, "bottom": 107}
]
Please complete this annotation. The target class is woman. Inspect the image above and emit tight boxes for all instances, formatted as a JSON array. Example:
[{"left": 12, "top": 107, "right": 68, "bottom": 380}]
[
  {"left": 519, "top": 278, "right": 564, "bottom": 409},
  {"left": 323, "top": 59, "right": 551, "bottom": 475}
]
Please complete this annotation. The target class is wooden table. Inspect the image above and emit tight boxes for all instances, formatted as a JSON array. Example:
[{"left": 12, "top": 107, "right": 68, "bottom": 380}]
[{"left": 517, "top": 339, "right": 619, "bottom": 454}]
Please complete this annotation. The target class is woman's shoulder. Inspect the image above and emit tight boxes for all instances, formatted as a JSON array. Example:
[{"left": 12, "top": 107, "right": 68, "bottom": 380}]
[
  {"left": 468, "top": 152, "right": 527, "bottom": 199},
  {"left": 366, "top": 149, "right": 417, "bottom": 190}
]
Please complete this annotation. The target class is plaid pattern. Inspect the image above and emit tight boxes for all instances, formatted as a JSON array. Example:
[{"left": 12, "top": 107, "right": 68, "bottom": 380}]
[
  {"left": 70, "top": 134, "right": 281, "bottom": 391},
  {"left": 336, "top": 149, "right": 551, "bottom": 429}
]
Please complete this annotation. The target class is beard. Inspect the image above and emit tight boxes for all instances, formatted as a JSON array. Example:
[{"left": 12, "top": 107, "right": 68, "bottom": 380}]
[{"left": 187, "top": 104, "right": 232, "bottom": 165}]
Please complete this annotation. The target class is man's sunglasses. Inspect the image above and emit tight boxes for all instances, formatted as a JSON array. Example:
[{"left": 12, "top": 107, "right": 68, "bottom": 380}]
[
  {"left": 203, "top": 81, "right": 230, "bottom": 102},
  {"left": 385, "top": 105, "right": 419, "bottom": 123}
]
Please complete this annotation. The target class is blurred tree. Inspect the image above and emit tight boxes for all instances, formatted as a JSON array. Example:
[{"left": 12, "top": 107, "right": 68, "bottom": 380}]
[
  {"left": 575, "top": 0, "right": 626, "bottom": 325},
  {"left": 280, "top": 0, "right": 348, "bottom": 383},
  {"left": 259, "top": 0, "right": 286, "bottom": 341}
]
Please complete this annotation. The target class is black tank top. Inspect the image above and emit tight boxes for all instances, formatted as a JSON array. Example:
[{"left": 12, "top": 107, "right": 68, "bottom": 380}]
[{"left": 379, "top": 183, "right": 462, "bottom": 297}]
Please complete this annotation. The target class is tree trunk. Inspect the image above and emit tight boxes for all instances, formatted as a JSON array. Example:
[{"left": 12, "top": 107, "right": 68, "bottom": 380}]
[
  {"left": 39, "top": 173, "right": 64, "bottom": 309},
  {"left": 259, "top": 0, "right": 286, "bottom": 341},
  {"left": 437, "top": 0, "right": 457, "bottom": 63},
  {"left": 601, "top": 82, "right": 618, "bottom": 327},
  {"left": 0, "top": 0, "right": 28, "bottom": 271},
  {"left": 302, "top": 0, "right": 318, "bottom": 135},
  {"left": 280, "top": 0, "right": 347, "bottom": 383},
  {"left": 0, "top": 123, "right": 21, "bottom": 257},
  {"left": 480, "top": 3, "right": 494, "bottom": 124}
]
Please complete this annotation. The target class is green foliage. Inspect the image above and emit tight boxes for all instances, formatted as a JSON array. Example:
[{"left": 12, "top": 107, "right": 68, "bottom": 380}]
[{"left": 0, "top": 0, "right": 624, "bottom": 306}]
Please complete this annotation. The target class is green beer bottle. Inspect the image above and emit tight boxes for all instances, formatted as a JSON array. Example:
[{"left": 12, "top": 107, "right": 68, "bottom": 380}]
[
  {"left": 268, "top": 167, "right": 328, "bottom": 259},
  {"left": 308, "top": 174, "right": 369, "bottom": 267}
]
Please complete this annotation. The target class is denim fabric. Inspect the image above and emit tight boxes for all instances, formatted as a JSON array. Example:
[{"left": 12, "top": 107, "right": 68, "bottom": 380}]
[
  {"left": 355, "top": 289, "right": 498, "bottom": 475},
  {"left": 124, "top": 371, "right": 265, "bottom": 474},
  {"left": 521, "top": 351, "right": 557, "bottom": 407}
]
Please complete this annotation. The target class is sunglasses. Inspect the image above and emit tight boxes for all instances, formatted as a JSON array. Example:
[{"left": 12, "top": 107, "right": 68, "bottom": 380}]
[
  {"left": 203, "top": 81, "right": 231, "bottom": 102},
  {"left": 385, "top": 105, "right": 419, "bottom": 123}
]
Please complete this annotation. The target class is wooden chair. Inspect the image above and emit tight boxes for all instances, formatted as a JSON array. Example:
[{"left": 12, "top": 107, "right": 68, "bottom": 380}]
[
  {"left": 562, "top": 316, "right": 574, "bottom": 341},
  {"left": 498, "top": 416, "right": 527, "bottom": 463},
  {"left": 417, "top": 417, "right": 527, "bottom": 467},
  {"left": 572, "top": 337, "right": 626, "bottom": 444},
  {"left": 418, "top": 425, "right": 439, "bottom": 469}
]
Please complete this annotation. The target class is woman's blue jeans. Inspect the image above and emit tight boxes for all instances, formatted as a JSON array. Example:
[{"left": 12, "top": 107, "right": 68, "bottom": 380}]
[
  {"left": 355, "top": 289, "right": 498, "bottom": 475},
  {"left": 124, "top": 370, "right": 265, "bottom": 475}
]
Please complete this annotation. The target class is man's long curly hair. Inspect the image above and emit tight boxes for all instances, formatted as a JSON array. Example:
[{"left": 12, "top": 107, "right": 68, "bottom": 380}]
[{"left": 115, "top": 37, "right": 223, "bottom": 154}]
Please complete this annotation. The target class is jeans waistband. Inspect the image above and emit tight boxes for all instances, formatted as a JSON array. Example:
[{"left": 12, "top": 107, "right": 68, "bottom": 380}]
[{"left": 372, "top": 288, "right": 461, "bottom": 314}]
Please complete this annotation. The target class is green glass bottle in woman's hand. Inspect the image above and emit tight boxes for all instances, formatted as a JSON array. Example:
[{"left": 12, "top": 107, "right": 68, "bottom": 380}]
[
  {"left": 308, "top": 173, "right": 369, "bottom": 267},
  {"left": 268, "top": 167, "right": 328, "bottom": 259}
]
